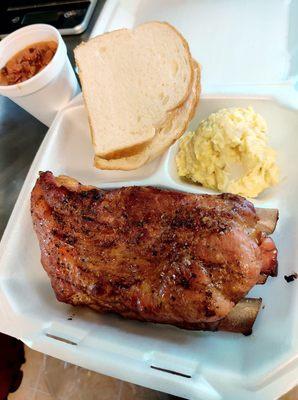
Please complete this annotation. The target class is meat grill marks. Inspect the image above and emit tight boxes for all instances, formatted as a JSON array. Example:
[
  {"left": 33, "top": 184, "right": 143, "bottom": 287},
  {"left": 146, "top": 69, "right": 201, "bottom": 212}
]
[{"left": 31, "top": 171, "right": 278, "bottom": 333}]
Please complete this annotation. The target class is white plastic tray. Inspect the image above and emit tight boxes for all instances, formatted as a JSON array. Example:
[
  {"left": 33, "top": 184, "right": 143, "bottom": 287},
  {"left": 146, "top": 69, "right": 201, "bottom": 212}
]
[{"left": 0, "top": 1, "right": 298, "bottom": 399}]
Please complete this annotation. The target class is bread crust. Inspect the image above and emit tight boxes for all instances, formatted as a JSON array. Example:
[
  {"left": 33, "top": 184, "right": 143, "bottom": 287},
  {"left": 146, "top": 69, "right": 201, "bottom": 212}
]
[{"left": 138, "top": 21, "right": 194, "bottom": 111}]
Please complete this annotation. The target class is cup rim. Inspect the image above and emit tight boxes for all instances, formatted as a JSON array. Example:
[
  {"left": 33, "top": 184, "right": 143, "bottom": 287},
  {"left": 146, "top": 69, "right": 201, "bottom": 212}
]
[{"left": 0, "top": 24, "right": 66, "bottom": 93}]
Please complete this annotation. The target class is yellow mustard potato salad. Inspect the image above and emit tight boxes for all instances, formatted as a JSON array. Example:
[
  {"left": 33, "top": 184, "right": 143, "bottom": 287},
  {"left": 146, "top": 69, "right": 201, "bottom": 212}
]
[{"left": 176, "top": 107, "right": 279, "bottom": 198}]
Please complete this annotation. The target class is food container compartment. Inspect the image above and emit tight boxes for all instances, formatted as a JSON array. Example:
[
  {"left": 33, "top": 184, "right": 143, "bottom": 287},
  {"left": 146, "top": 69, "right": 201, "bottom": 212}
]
[
  {"left": 166, "top": 96, "right": 286, "bottom": 208},
  {"left": 44, "top": 94, "right": 164, "bottom": 185},
  {"left": 0, "top": 93, "right": 297, "bottom": 400}
]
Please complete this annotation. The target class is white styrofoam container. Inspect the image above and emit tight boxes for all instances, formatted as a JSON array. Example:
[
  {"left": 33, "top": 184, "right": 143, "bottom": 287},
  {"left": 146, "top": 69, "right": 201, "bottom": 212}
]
[{"left": 0, "top": 1, "right": 298, "bottom": 399}]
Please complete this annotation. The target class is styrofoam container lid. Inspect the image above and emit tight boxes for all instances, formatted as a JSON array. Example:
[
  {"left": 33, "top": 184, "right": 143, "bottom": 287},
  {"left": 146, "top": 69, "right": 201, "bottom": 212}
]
[{"left": 91, "top": 0, "right": 298, "bottom": 108}]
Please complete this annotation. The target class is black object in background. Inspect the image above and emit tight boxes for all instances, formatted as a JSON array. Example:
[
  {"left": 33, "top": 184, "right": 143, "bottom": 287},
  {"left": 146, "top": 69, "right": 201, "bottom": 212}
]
[
  {"left": 0, "top": 0, "right": 98, "bottom": 37},
  {"left": 0, "top": 332, "right": 25, "bottom": 400}
]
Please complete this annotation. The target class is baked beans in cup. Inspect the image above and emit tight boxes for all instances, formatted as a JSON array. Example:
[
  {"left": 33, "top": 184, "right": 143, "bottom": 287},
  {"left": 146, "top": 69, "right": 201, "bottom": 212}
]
[{"left": 0, "top": 24, "right": 79, "bottom": 126}]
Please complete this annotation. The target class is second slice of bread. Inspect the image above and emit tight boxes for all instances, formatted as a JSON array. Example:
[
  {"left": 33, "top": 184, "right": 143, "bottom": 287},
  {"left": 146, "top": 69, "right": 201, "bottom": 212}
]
[{"left": 94, "top": 62, "right": 200, "bottom": 170}]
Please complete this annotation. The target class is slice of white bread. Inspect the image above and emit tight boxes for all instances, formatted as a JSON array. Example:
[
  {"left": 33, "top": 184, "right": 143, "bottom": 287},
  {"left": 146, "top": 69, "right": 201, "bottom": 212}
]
[
  {"left": 94, "top": 62, "right": 200, "bottom": 170},
  {"left": 74, "top": 22, "right": 193, "bottom": 159}
]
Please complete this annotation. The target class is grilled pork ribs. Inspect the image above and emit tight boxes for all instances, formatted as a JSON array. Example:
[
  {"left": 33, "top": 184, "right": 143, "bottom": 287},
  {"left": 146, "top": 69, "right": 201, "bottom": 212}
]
[{"left": 31, "top": 172, "right": 278, "bottom": 334}]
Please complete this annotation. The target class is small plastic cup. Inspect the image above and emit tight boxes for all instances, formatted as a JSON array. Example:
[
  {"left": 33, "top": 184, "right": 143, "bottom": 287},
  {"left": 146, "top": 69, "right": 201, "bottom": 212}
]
[{"left": 0, "top": 24, "right": 79, "bottom": 126}]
